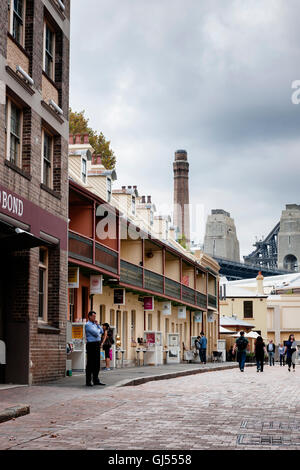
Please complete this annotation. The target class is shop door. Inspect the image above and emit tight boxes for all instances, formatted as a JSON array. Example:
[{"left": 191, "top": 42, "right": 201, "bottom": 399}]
[{"left": 0, "top": 270, "right": 5, "bottom": 383}]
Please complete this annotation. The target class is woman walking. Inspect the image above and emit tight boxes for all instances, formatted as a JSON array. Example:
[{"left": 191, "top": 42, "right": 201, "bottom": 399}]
[
  {"left": 101, "top": 323, "right": 114, "bottom": 371},
  {"left": 285, "top": 334, "right": 297, "bottom": 372},
  {"left": 255, "top": 336, "right": 267, "bottom": 372}
]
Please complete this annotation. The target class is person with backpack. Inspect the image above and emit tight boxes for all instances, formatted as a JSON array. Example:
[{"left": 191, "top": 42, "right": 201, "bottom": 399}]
[
  {"left": 254, "top": 336, "right": 267, "bottom": 372},
  {"left": 101, "top": 323, "right": 114, "bottom": 371},
  {"left": 233, "top": 331, "right": 249, "bottom": 372}
]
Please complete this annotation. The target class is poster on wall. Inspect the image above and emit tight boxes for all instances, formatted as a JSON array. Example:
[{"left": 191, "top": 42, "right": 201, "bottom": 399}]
[
  {"left": 144, "top": 296, "right": 154, "bottom": 311},
  {"left": 68, "top": 267, "right": 79, "bottom": 288},
  {"left": 178, "top": 306, "right": 186, "bottom": 319},
  {"left": 90, "top": 275, "right": 103, "bottom": 295},
  {"left": 114, "top": 288, "right": 126, "bottom": 305},
  {"left": 181, "top": 275, "right": 190, "bottom": 287},
  {"left": 161, "top": 301, "right": 172, "bottom": 316},
  {"left": 194, "top": 311, "right": 203, "bottom": 323},
  {"left": 207, "top": 312, "right": 214, "bottom": 323}
]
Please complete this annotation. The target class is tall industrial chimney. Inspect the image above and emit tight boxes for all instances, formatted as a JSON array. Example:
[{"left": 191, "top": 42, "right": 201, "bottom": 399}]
[{"left": 173, "top": 149, "right": 190, "bottom": 248}]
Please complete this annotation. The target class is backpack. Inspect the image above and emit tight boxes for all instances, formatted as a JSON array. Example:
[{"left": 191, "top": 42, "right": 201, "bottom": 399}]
[
  {"left": 195, "top": 339, "right": 200, "bottom": 350},
  {"left": 236, "top": 337, "right": 248, "bottom": 351}
]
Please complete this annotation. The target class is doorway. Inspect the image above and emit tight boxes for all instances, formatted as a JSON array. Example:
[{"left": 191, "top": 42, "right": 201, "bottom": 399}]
[{"left": 0, "top": 268, "right": 5, "bottom": 383}]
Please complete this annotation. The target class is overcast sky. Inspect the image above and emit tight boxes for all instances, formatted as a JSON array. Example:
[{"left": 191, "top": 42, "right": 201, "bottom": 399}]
[{"left": 70, "top": 0, "right": 300, "bottom": 258}]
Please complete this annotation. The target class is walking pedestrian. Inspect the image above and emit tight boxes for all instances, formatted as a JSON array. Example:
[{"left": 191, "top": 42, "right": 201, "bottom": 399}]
[
  {"left": 285, "top": 334, "right": 297, "bottom": 372},
  {"left": 278, "top": 343, "right": 285, "bottom": 366},
  {"left": 267, "top": 340, "right": 275, "bottom": 366},
  {"left": 101, "top": 322, "right": 114, "bottom": 371},
  {"left": 85, "top": 311, "right": 106, "bottom": 386},
  {"left": 233, "top": 331, "right": 249, "bottom": 372},
  {"left": 254, "top": 336, "right": 267, "bottom": 372},
  {"left": 199, "top": 332, "right": 207, "bottom": 364}
]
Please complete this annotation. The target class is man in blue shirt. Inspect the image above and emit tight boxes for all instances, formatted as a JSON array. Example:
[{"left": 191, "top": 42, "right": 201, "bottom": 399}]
[
  {"left": 199, "top": 332, "right": 207, "bottom": 364},
  {"left": 85, "top": 311, "right": 105, "bottom": 386}
]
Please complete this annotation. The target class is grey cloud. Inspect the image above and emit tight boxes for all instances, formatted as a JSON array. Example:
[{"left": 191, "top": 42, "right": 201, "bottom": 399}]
[{"left": 70, "top": 0, "right": 300, "bottom": 258}]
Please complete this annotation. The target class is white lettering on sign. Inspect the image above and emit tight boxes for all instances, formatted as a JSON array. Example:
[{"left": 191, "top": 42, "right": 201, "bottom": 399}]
[{"left": 0, "top": 190, "right": 24, "bottom": 217}]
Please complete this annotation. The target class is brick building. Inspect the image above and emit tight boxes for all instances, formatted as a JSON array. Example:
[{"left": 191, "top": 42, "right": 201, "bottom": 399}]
[{"left": 0, "top": 0, "right": 70, "bottom": 384}]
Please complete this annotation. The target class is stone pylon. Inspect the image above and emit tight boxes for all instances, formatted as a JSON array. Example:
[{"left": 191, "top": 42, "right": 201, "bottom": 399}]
[{"left": 173, "top": 150, "right": 190, "bottom": 248}]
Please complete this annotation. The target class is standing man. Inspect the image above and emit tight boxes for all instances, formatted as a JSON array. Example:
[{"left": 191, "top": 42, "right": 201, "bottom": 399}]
[
  {"left": 233, "top": 331, "right": 249, "bottom": 372},
  {"left": 199, "top": 332, "right": 207, "bottom": 364},
  {"left": 85, "top": 311, "right": 106, "bottom": 387},
  {"left": 267, "top": 339, "right": 275, "bottom": 366}
]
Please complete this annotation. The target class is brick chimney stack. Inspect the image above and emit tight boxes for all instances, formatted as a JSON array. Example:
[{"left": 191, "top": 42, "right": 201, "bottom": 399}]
[{"left": 173, "top": 149, "right": 190, "bottom": 247}]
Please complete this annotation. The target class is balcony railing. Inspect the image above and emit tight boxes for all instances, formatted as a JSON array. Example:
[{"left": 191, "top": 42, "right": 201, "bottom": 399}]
[
  {"left": 69, "top": 232, "right": 93, "bottom": 264},
  {"left": 196, "top": 292, "right": 207, "bottom": 309},
  {"left": 208, "top": 294, "right": 218, "bottom": 309},
  {"left": 69, "top": 231, "right": 118, "bottom": 274},
  {"left": 165, "top": 277, "right": 181, "bottom": 299},
  {"left": 144, "top": 269, "right": 164, "bottom": 294},
  {"left": 95, "top": 242, "right": 118, "bottom": 274},
  {"left": 120, "top": 260, "right": 143, "bottom": 287},
  {"left": 120, "top": 260, "right": 214, "bottom": 309},
  {"left": 182, "top": 285, "right": 196, "bottom": 305}
]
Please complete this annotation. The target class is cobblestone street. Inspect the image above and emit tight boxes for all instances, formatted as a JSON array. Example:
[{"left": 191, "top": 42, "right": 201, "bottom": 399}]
[{"left": 0, "top": 365, "right": 299, "bottom": 450}]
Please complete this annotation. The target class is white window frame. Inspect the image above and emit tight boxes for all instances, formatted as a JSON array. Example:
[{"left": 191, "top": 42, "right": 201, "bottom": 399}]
[
  {"left": 38, "top": 247, "right": 48, "bottom": 323},
  {"left": 41, "top": 129, "right": 54, "bottom": 188},
  {"left": 43, "top": 20, "right": 56, "bottom": 80},
  {"left": 9, "top": 0, "right": 26, "bottom": 47},
  {"left": 81, "top": 156, "right": 87, "bottom": 184},
  {"left": 5, "top": 96, "right": 23, "bottom": 168}
]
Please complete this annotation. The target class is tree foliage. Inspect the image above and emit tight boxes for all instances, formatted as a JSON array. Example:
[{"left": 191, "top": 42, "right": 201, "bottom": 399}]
[{"left": 69, "top": 108, "right": 116, "bottom": 170}]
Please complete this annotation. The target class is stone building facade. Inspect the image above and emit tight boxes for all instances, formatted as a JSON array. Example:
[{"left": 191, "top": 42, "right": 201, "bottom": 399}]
[
  {"left": 0, "top": 0, "right": 70, "bottom": 385},
  {"left": 204, "top": 210, "right": 240, "bottom": 262},
  {"left": 278, "top": 204, "right": 300, "bottom": 272}
]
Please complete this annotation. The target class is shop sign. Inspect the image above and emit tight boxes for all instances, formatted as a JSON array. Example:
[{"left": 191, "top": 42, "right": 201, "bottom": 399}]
[
  {"left": 68, "top": 267, "right": 79, "bottom": 288},
  {"left": 114, "top": 288, "right": 125, "bottom": 305},
  {"left": 178, "top": 306, "right": 186, "bottom": 319},
  {"left": 194, "top": 311, "right": 203, "bottom": 323},
  {"left": 0, "top": 188, "right": 24, "bottom": 217},
  {"left": 72, "top": 325, "right": 83, "bottom": 339},
  {"left": 144, "top": 296, "right": 154, "bottom": 311},
  {"left": 207, "top": 312, "right": 214, "bottom": 323},
  {"left": 145, "top": 332, "right": 155, "bottom": 344},
  {"left": 161, "top": 301, "right": 172, "bottom": 316},
  {"left": 90, "top": 275, "right": 103, "bottom": 295}
]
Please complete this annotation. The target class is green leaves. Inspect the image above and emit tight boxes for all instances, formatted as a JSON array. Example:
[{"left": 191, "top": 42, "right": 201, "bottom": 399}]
[{"left": 69, "top": 108, "right": 116, "bottom": 170}]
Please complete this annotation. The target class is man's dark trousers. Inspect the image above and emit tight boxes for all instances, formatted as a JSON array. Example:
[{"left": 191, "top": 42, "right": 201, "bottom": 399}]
[
  {"left": 200, "top": 348, "right": 207, "bottom": 363},
  {"left": 86, "top": 341, "right": 101, "bottom": 385}
]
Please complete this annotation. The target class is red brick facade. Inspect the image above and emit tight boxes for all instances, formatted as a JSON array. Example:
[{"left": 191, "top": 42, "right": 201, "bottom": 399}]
[{"left": 0, "top": 0, "right": 70, "bottom": 384}]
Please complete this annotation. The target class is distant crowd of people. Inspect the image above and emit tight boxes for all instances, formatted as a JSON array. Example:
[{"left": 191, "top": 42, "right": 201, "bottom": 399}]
[{"left": 229, "top": 331, "right": 298, "bottom": 373}]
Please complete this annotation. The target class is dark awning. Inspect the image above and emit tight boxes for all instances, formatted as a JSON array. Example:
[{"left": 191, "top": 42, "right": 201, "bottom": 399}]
[{"left": 0, "top": 222, "right": 49, "bottom": 251}]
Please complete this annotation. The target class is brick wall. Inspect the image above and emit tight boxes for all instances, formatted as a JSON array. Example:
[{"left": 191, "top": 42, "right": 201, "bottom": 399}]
[{"left": 0, "top": 0, "right": 70, "bottom": 384}]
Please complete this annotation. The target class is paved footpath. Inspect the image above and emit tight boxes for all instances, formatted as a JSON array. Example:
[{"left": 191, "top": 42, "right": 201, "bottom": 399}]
[{"left": 0, "top": 364, "right": 299, "bottom": 450}]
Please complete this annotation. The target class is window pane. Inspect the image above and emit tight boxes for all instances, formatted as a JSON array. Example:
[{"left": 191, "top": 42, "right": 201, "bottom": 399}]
[{"left": 38, "top": 268, "right": 44, "bottom": 318}]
